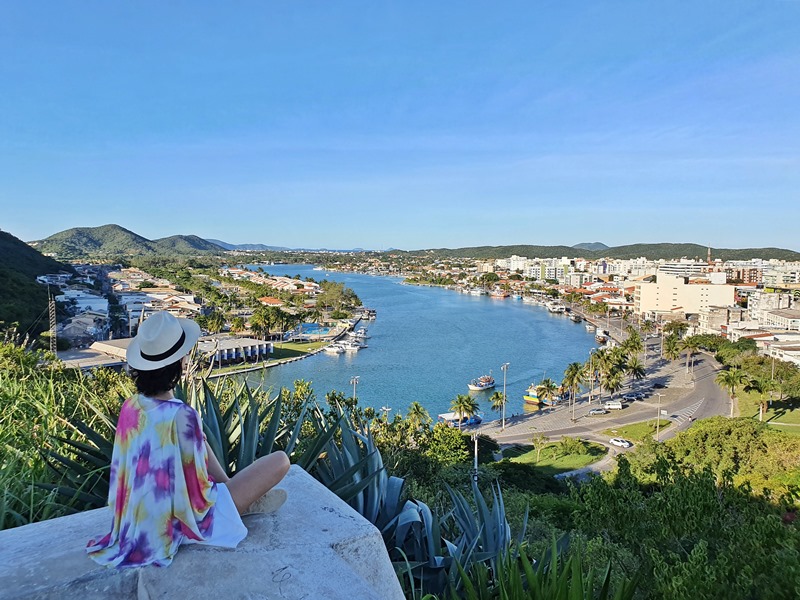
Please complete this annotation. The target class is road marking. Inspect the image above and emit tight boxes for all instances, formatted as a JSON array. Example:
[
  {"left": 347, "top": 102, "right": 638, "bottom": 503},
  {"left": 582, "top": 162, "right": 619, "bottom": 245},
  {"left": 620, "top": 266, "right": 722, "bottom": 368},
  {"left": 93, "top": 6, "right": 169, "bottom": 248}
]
[{"left": 669, "top": 399, "right": 704, "bottom": 425}]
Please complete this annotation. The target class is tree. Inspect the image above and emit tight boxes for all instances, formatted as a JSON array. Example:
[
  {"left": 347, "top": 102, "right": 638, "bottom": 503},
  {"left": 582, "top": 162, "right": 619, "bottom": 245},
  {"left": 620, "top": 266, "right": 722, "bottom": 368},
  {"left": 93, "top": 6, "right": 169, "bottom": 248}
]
[
  {"left": 490, "top": 391, "right": 506, "bottom": 417},
  {"left": 625, "top": 356, "right": 646, "bottom": 387},
  {"left": 406, "top": 401, "right": 431, "bottom": 430},
  {"left": 716, "top": 367, "right": 748, "bottom": 417},
  {"left": 680, "top": 336, "right": 701, "bottom": 374},
  {"left": 536, "top": 378, "right": 559, "bottom": 405},
  {"left": 744, "top": 376, "right": 775, "bottom": 422},
  {"left": 663, "top": 334, "right": 681, "bottom": 362},
  {"left": 230, "top": 316, "right": 246, "bottom": 333},
  {"left": 530, "top": 433, "right": 550, "bottom": 464},
  {"left": 562, "top": 362, "right": 584, "bottom": 418},
  {"left": 450, "top": 394, "right": 479, "bottom": 429}
]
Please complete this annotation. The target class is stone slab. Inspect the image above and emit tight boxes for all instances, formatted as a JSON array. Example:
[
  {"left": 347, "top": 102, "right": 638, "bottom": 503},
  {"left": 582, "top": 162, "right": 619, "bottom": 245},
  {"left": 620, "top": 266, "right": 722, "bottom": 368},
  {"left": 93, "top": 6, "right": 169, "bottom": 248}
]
[{"left": 0, "top": 466, "right": 403, "bottom": 600}]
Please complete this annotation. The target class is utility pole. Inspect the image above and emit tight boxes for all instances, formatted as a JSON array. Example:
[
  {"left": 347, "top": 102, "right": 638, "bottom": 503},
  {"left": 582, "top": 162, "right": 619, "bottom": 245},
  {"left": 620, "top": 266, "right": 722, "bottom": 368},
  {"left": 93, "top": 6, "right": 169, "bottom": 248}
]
[
  {"left": 501, "top": 362, "right": 509, "bottom": 430},
  {"left": 655, "top": 392, "right": 664, "bottom": 441}
]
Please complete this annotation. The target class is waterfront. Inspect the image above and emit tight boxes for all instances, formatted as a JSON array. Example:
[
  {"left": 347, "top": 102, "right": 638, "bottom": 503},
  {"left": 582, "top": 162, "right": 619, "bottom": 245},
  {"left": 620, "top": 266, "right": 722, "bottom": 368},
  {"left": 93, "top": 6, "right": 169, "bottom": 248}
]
[{"left": 246, "top": 264, "right": 596, "bottom": 420}]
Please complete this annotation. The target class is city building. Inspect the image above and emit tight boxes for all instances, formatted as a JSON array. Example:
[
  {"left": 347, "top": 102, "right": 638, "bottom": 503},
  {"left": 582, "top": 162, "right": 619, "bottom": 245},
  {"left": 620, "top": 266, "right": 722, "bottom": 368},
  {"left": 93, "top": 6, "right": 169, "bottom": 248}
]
[{"left": 633, "top": 272, "right": 736, "bottom": 318}]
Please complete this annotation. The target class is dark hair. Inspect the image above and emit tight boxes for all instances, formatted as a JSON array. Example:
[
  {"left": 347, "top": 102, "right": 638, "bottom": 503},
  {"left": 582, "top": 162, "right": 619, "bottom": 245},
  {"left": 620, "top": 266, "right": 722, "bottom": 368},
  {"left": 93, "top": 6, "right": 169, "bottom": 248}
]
[{"left": 130, "top": 360, "right": 183, "bottom": 397}]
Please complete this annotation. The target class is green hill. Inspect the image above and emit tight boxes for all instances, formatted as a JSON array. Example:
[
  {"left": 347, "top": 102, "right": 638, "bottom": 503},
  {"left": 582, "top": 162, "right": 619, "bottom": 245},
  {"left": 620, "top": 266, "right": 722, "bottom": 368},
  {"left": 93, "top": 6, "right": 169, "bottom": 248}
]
[
  {"left": 33, "top": 225, "right": 225, "bottom": 259},
  {"left": 152, "top": 235, "right": 225, "bottom": 254},
  {"left": 0, "top": 230, "right": 71, "bottom": 334}
]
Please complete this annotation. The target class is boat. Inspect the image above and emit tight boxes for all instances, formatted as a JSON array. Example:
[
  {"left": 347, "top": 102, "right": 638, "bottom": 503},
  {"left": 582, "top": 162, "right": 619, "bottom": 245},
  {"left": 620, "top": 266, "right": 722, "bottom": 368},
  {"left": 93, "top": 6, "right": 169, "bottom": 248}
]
[
  {"left": 523, "top": 384, "right": 541, "bottom": 405},
  {"left": 570, "top": 314, "right": 582, "bottom": 323},
  {"left": 468, "top": 374, "right": 495, "bottom": 391},
  {"left": 340, "top": 340, "right": 366, "bottom": 352},
  {"left": 585, "top": 323, "right": 596, "bottom": 332},
  {"left": 323, "top": 344, "right": 344, "bottom": 354},
  {"left": 546, "top": 301, "right": 566, "bottom": 313},
  {"left": 437, "top": 412, "right": 483, "bottom": 427},
  {"left": 468, "top": 288, "right": 485, "bottom": 296},
  {"left": 595, "top": 332, "right": 609, "bottom": 344},
  {"left": 489, "top": 289, "right": 509, "bottom": 298}
]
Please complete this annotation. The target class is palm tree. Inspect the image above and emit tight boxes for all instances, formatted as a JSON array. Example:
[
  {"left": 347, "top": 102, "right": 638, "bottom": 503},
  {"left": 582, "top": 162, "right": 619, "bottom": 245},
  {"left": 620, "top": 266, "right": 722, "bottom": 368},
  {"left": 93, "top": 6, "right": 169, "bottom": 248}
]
[
  {"left": 744, "top": 376, "right": 775, "bottom": 422},
  {"left": 450, "top": 394, "right": 479, "bottom": 429},
  {"left": 679, "top": 336, "right": 701, "bottom": 374},
  {"left": 622, "top": 330, "right": 643, "bottom": 357},
  {"left": 536, "top": 378, "right": 559, "bottom": 405},
  {"left": 490, "top": 391, "right": 506, "bottom": 417},
  {"left": 562, "top": 362, "right": 584, "bottom": 419},
  {"left": 406, "top": 401, "right": 431, "bottom": 429},
  {"left": 602, "top": 368, "right": 624, "bottom": 399},
  {"left": 663, "top": 334, "right": 681, "bottom": 362},
  {"left": 716, "top": 367, "right": 748, "bottom": 417},
  {"left": 625, "top": 356, "right": 646, "bottom": 387}
]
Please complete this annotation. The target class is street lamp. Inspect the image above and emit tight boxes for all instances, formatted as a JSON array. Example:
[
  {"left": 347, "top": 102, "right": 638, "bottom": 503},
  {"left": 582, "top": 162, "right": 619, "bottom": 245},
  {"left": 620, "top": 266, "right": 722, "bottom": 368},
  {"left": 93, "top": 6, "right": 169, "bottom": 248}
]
[
  {"left": 655, "top": 392, "right": 664, "bottom": 441},
  {"left": 500, "top": 362, "right": 510, "bottom": 430},
  {"left": 588, "top": 348, "right": 597, "bottom": 405},
  {"left": 381, "top": 405, "right": 392, "bottom": 420},
  {"left": 471, "top": 432, "right": 479, "bottom": 483},
  {"left": 350, "top": 375, "right": 359, "bottom": 401}
]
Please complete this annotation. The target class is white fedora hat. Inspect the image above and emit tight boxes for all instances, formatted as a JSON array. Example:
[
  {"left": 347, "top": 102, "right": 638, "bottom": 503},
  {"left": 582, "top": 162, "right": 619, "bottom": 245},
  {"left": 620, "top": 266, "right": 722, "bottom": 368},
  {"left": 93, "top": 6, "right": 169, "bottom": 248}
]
[{"left": 126, "top": 311, "right": 201, "bottom": 371}]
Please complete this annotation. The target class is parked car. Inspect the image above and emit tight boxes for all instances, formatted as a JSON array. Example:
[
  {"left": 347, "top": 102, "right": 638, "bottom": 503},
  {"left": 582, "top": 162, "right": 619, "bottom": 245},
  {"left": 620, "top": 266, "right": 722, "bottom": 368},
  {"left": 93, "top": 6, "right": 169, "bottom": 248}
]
[
  {"left": 622, "top": 393, "right": 638, "bottom": 402},
  {"left": 604, "top": 400, "right": 624, "bottom": 410},
  {"left": 588, "top": 408, "right": 608, "bottom": 416},
  {"left": 609, "top": 438, "right": 633, "bottom": 448}
]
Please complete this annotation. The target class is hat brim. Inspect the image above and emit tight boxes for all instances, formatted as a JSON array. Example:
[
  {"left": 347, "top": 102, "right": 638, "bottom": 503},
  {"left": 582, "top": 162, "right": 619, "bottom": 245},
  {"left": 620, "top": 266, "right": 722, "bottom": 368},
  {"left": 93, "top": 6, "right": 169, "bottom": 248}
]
[{"left": 126, "top": 318, "right": 202, "bottom": 371}]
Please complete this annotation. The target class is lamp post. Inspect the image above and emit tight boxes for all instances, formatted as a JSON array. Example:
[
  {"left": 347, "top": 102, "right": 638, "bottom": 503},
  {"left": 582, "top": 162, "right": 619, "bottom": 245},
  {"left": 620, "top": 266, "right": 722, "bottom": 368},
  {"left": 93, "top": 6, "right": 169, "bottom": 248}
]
[
  {"left": 471, "top": 433, "right": 479, "bottom": 483},
  {"left": 350, "top": 375, "right": 359, "bottom": 401},
  {"left": 500, "top": 362, "right": 510, "bottom": 430},
  {"left": 655, "top": 392, "right": 664, "bottom": 441},
  {"left": 588, "top": 348, "right": 596, "bottom": 405}
]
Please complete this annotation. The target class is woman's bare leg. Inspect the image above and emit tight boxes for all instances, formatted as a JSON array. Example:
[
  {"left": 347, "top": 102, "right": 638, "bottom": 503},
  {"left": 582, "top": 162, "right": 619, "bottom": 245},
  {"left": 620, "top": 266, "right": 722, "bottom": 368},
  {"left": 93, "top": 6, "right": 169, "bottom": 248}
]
[{"left": 226, "top": 451, "right": 290, "bottom": 514}]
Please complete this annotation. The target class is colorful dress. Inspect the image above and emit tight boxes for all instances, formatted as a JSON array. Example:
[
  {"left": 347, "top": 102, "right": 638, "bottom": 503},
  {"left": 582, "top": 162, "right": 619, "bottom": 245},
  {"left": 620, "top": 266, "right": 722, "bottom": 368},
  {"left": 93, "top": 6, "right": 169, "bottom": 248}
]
[{"left": 86, "top": 395, "right": 247, "bottom": 567}]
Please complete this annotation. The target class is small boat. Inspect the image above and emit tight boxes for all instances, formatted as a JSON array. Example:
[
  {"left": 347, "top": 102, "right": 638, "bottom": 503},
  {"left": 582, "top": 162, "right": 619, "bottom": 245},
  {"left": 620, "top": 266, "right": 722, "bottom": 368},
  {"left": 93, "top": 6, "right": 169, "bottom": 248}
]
[
  {"left": 340, "top": 340, "right": 365, "bottom": 352},
  {"left": 437, "top": 412, "right": 483, "bottom": 427},
  {"left": 324, "top": 344, "right": 344, "bottom": 354},
  {"left": 546, "top": 301, "right": 566, "bottom": 313},
  {"left": 468, "top": 374, "right": 495, "bottom": 391},
  {"left": 523, "top": 386, "right": 541, "bottom": 405},
  {"left": 570, "top": 314, "right": 582, "bottom": 323},
  {"left": 489, "top": 289, "right": 509, "bottom": 298},
  {"left": 595, "top": 333, "right": 608, "bottom": 344},
  {"left": 585, "top": 323, "right": 596, "bottom": 332}
]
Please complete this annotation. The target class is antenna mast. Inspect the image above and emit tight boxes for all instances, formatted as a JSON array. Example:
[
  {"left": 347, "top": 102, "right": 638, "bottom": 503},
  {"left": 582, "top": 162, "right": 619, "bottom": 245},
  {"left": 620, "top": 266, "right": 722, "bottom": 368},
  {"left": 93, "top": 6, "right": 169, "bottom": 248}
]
[{"left": 48, "top": 292, "right": 57, "bottom": 354}]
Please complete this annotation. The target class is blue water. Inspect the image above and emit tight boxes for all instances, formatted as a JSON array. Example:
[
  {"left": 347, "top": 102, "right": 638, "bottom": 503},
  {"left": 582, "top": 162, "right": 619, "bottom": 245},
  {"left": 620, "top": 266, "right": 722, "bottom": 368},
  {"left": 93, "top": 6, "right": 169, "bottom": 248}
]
[{"left": 247, "top": 265, "right": 596, "bottom": 421}]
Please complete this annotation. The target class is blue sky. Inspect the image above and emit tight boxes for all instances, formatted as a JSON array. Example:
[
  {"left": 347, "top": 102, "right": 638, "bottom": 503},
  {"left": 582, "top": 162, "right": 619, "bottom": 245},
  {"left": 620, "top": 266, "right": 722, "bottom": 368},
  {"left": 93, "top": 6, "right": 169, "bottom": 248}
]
[{"left": 1, "top": 1, "right": 799, "bottom": 251}]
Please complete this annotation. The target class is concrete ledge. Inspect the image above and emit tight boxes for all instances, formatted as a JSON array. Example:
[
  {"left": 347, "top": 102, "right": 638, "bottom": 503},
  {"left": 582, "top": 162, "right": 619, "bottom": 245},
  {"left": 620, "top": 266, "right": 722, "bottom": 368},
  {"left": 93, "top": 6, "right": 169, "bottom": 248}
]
[{"left": 0, "top": 466, "right": 403, "bottom": 600}]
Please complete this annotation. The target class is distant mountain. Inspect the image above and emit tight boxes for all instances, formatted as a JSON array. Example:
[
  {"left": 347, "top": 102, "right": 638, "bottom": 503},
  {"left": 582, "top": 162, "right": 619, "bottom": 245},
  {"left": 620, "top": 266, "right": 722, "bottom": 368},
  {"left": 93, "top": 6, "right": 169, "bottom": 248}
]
[
  {"left": 206, "top": 239, "right": 292, "bottom": 252},
  {"left": 573, "top": 242, "right": 609, "bottom": 252},
  {"left": 33, "top": 225, "right": 225, "bottom": 258},
  {"left": 406, "top": 243, "right": 800, "bottom": 261},
  {"left": 0, "top": 229, "right": 72, "bottom": 334}
]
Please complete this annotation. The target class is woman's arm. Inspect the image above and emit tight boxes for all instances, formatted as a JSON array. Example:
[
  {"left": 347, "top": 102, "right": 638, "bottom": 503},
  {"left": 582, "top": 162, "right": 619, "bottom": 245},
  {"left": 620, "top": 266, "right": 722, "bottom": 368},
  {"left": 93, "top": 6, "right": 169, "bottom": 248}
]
[{"left": 205, "top": 441, "right": 230, "bottom": 484}]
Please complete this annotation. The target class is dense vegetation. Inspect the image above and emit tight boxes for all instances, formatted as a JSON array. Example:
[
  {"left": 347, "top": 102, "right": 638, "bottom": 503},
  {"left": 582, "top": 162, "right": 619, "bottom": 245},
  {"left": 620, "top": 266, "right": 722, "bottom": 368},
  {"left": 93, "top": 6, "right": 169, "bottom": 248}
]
[
  {"left": 4, "top": 334, "right": 800, "bottom": 598},
  {"left": 0, "top": 230, "right": 71, "bottom": 334}
]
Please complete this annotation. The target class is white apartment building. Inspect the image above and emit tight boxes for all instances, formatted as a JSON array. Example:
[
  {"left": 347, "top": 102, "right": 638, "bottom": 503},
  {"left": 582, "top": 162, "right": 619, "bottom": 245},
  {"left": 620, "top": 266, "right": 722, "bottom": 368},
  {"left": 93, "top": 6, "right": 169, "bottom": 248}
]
[
  {"left": 634, "top": 273, "right": 736, "bottom": 317},
  {"left": 746, "top": 291, "right": 794, "bottom": 323},
  {"left": 762, "top": 309, "right": 800, "bottom": 331},
  {"left": 655, "top": 260, "right": 709, "bottom": 278},
  {"left": 698, "top": 305, "right": 747, "bottom": 336}
]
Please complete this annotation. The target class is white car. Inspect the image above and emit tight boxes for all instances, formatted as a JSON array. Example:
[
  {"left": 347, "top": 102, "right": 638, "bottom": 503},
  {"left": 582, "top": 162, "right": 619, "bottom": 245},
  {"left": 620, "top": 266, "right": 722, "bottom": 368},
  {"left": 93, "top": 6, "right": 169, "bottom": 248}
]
[
  {"left": 609, "top": 438, "right": 633, "bottom": 448},
  {"left": 588, "top": 408, "right": 608, "bottom": 416}
]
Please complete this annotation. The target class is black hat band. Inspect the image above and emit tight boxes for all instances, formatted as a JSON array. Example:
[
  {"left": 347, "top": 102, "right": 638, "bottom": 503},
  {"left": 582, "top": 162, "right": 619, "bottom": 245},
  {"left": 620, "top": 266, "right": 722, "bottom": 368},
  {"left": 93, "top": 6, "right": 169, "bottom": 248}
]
[{"left": 140, "top": 331, "right": 186, "bottom": 363}]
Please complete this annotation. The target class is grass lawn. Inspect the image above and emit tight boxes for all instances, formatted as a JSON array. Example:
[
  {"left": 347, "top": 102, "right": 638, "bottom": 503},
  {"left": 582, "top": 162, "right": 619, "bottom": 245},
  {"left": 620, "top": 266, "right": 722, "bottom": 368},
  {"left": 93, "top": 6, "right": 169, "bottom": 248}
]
[
  {"left": 507, "top": 441, "right": 607, "bottom": 476},
  {"left": 602, "top": 419, "right": 671, "bottom": 442},
  {"left": 270, "top": 341, "right": 327, "bottom": 359},
  {"left": 766, "top": 423, "right": 800, "bottom": 437},
  {"left": 738, "top": 390, "right": 800, "bottom": 425}
]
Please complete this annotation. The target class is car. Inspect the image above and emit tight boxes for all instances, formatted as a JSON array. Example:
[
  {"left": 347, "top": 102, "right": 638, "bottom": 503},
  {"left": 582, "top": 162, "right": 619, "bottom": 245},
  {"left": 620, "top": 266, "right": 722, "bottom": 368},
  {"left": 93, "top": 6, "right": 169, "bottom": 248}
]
[
  {"left": 588, "top": 408, "right": 608, "bottom": 416},
  {"left": 604, "top": 400, "right": 624, "bottom": 410},
  {"left": 609, "top": 438, "right": 633, "bottom": 448},
  {"left": 630, "top": 391, "right": 647, "bottom": 400},
  {"left": 622, "top": 393, "right": 637, "bottom": 402}
]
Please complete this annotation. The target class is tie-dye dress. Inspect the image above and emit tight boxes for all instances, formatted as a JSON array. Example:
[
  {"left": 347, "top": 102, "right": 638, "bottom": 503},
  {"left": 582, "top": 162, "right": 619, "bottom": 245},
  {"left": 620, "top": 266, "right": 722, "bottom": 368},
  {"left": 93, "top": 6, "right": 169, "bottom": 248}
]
[{"left": 86, "top": 395, "right": 246, "bottom": 567}]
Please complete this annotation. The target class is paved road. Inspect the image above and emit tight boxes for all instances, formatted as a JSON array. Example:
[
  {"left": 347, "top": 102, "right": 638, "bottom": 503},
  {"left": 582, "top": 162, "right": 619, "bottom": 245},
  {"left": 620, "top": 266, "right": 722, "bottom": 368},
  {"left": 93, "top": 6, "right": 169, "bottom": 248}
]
[{"left": 472, "top": 335, "right": 729, "bottom": 468}]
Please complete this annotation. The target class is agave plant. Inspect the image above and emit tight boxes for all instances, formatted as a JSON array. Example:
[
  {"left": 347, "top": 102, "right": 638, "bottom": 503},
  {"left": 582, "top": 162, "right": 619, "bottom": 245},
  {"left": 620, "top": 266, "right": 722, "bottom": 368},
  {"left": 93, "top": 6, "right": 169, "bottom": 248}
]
[{"left": 452, "top": 536, "right": 639, "bottom": 600}]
